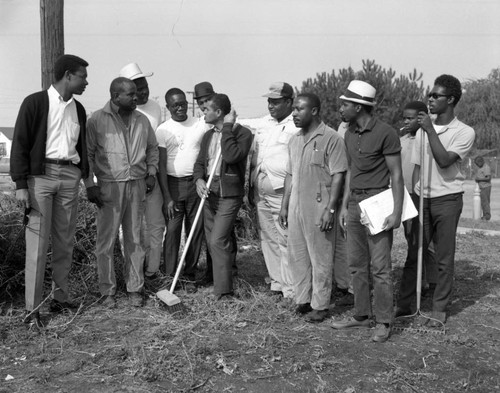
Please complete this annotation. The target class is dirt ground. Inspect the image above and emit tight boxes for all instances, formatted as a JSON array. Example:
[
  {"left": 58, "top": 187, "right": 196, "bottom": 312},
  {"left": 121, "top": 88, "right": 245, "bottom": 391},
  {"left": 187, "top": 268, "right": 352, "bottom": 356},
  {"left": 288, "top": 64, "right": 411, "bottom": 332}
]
[{"left": 1, "top": 226, "right": 499, "bottom": 393}]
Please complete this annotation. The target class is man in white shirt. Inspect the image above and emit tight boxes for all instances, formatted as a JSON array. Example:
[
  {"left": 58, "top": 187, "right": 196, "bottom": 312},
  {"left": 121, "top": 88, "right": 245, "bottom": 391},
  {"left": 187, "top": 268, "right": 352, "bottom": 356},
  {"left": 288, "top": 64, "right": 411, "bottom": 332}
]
[
  {"left": 156, "top": 88, "right": 208, "bottom": 282},
  {"left": 119, "top": 63, "right": 164, "bottom": 277},
  {"left": 10, "top": 54, "right": 90, "bottom": 327},
  {"left": 244, "top": 82, "right": 299, "bottom": 304}
]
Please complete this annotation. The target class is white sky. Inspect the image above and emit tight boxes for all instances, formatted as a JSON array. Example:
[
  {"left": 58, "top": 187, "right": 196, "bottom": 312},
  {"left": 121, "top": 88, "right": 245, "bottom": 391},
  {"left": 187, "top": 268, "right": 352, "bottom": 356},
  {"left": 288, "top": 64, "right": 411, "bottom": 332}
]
[{"left": 1, "top": 0, "right": 500, "bottom": 126}]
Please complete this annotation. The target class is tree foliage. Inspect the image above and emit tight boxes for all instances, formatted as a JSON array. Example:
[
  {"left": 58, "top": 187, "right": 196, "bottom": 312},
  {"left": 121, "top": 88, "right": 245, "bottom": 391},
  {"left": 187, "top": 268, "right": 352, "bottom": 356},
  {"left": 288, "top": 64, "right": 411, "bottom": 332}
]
[
  {"left": 457, "top": 68, "right": 500, "bottom": 151},
  {"left": 299, "top": 59, "right": 428, "bottom": 129}
]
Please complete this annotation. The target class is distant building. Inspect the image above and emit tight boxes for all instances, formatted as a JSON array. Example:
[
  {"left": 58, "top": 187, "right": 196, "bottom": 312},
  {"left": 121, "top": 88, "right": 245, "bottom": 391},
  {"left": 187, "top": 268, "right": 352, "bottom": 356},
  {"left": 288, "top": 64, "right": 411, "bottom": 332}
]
[{"left": 0, "top": 127, "right": 14, "bottom": 173}]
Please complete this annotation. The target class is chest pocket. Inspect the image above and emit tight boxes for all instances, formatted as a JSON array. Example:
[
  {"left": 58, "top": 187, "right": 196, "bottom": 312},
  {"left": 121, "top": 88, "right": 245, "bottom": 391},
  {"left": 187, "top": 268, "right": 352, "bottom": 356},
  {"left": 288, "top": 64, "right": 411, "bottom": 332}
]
[
  {"left": 310, "top": 148, "right": 325, "bottom": 167},
  {"left": 277, "top": 132, "right": 292, "bottom": 145}
]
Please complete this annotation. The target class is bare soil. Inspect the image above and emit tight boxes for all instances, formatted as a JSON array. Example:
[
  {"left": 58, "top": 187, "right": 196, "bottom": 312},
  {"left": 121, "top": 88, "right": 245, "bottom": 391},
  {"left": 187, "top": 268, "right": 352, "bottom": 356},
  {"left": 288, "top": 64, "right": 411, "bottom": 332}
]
[{"left": 1, "top": 228, "right": 499, "bottom": 393}]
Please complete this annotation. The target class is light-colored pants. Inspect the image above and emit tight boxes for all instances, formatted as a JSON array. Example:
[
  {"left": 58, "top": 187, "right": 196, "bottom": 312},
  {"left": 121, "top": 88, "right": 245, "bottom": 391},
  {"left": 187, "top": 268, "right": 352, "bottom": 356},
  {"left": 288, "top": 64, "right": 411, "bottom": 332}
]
[
  {"left": 288, "top": 201, "right": 334, "bottom": 311},
  {"left": 25, "top": 163, "right": 81, "bottom": 311},
  {"left": 143, "top": 184, "right": 165, "bottom": 274},
  {"left": 96, "top": 180, "right": 146, "bottom": 295},
  {"left": 254, "top": 173, "right": 293, "bottom": 298}
]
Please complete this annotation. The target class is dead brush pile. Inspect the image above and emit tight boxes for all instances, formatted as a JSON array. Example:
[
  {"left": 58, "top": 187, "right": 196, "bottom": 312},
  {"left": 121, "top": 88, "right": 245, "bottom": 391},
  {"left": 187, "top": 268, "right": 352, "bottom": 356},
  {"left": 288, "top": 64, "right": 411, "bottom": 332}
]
[{"left": 0, "top": 184, "right": 259, "bottom": 304}]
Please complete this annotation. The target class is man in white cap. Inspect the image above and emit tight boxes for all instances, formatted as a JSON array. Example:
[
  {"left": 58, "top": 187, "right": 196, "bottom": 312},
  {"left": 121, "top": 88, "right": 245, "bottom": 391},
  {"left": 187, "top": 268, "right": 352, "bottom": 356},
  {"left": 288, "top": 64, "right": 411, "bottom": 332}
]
[
  {"left": 240, "top": 82, "right": 299, "bottom": 305},
  {"left": 332, "top": 80, "right": 403, "bottom": 343},
  {"left": 119, "top": 63, "right": 164, "bottom": 277},
  {"left": 279, "top": 93, "right": 347, "bottom": 322}
]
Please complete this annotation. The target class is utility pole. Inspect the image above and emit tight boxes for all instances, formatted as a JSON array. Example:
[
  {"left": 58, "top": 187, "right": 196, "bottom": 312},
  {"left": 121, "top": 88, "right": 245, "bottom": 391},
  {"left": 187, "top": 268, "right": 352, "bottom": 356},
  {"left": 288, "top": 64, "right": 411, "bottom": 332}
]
[{"left": 40, "top": 0, "right": 64, "bottom": 89}]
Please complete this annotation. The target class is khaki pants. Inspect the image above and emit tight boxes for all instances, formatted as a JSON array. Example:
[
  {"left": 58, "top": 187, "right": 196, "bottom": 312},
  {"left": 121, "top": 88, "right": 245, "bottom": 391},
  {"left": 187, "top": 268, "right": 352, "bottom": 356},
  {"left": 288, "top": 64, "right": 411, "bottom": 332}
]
[
  {"left": 96, "top": 180, "right": 146, "bottom": 295},
  {"left": 25, "top": 163, "right": 81, "bottom": 311},
  {"left": 254, "top": 173, "right": 293, "bottom": 298}
]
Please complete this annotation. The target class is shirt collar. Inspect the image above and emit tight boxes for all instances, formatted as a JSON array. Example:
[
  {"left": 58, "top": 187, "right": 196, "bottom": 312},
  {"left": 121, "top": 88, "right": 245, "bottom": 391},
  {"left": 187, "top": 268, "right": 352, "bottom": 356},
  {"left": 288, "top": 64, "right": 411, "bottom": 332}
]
[{"left": 48, "top": 85, "right": 74, "bottom": 105}]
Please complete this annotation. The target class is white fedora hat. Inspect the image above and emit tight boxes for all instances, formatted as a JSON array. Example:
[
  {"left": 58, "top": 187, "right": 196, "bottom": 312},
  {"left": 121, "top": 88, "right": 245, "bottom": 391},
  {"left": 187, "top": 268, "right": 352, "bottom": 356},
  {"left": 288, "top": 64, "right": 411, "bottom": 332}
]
[
  {"left": 119, "top": 62, "right": 153, "bottom": 80},
  {"left": 339, "top": 80, "right": 376, "bottom": 106}
]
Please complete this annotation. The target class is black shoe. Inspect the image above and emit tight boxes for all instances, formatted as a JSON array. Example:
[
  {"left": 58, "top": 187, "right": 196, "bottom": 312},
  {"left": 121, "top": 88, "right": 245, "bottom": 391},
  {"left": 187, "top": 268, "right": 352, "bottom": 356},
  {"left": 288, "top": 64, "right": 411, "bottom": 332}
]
[
  {"left": 49, "top": 299, "right": 76, "bottom": 314},
  {"left": 196, "top": 274, "right": 214, "bottom": 287},
  {"left": 295, "top": 303, "right": 312, "bottom": 315},
  {"left": 304, "top": 309, "right": 328, "bottom": 323},
  {"left": 23, "top": 310, "right": 44, "bottom": 329}
]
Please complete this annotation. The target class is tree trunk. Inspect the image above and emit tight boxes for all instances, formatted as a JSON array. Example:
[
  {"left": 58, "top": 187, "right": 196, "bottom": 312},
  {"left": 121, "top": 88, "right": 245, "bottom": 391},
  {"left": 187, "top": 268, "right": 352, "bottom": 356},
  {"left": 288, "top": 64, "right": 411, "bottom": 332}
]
[{"left": 40, "top": 0, "right": 64, "bottom": 89}]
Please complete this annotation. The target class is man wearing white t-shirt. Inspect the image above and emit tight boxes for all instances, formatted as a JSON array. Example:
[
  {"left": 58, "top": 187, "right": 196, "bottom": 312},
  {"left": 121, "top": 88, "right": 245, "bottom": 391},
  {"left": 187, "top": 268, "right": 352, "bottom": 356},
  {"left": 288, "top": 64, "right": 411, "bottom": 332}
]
[{"left": 156, "top": 88, "right": 208, "bottom": 281}]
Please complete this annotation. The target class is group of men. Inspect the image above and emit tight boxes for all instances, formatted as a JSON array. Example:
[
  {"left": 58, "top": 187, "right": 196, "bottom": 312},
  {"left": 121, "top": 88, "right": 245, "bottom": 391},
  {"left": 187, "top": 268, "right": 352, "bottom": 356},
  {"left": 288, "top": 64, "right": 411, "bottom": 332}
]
[{"left": 11, "top": 54, "right": 475, "bottom": 343}]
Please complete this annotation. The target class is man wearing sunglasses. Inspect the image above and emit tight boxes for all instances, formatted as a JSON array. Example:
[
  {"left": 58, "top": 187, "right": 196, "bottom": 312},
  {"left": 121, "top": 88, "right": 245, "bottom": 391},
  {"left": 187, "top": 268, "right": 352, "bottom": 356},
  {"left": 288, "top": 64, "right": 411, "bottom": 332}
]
[
  {"left": 10, "top": 54, "right": 90, "bottom": 327},
  {"left": 410, "top": 75, "right": 475, "bottom": 326}
]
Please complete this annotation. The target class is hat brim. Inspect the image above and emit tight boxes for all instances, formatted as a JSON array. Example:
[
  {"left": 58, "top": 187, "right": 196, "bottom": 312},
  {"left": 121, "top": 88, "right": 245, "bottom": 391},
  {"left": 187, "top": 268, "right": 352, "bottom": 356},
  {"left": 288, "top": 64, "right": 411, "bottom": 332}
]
[
  {"left": 263, "top": 93, "right": 293, "bottom": 99},
  {"left": 129, "top": 72, "right": 153, "bottom": 80},
  {"left": 339, "top": 95, "right": 375, "bottom": 106}
]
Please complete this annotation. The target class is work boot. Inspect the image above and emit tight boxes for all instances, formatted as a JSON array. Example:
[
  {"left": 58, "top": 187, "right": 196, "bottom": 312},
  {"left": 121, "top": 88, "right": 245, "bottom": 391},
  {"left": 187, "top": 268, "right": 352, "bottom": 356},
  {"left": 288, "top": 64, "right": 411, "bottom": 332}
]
[
  {"left": 371, "top": 323, "right": 391, "bottom": 343},
  {"left": 129, "top": 292, "right": 143, "bottom": 307},
  {"left": 102, "top": 295, "right": 116, "bottom": 309},
  {"left": 295, "top": 303, "right": 312, "bottom": 315}
]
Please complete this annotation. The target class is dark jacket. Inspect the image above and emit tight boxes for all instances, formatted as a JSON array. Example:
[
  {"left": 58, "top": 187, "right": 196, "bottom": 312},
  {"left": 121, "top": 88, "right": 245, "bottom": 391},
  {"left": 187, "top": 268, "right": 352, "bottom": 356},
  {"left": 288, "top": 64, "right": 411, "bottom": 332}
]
[
  {"left": 10, "top": 90, "right": 89, "bottom": 189},
  {"left": 193, "top": 122, "right": 253, "bottom": 197}
]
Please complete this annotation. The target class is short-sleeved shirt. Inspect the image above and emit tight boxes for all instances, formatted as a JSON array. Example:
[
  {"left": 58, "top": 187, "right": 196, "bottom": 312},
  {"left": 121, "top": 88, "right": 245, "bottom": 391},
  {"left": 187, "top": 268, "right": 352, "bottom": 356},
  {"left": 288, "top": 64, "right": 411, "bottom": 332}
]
[
  {"left": 412, "top": 117, "right": 475, "bottom": 198},
  {"left": 344, "top": 118, "right": 401, "bottom": 190},
  {"left": 155, "top": 115, "right": 207, "bottom": 177},
  {"left": 400, "top": 133, "right": 417, "bottom": 193},
  {"left": 250, "top": 113, "right": 299, "bottom": 190},
  {"left": 287, "top": 122, "right": 347, "bottom": 208}
]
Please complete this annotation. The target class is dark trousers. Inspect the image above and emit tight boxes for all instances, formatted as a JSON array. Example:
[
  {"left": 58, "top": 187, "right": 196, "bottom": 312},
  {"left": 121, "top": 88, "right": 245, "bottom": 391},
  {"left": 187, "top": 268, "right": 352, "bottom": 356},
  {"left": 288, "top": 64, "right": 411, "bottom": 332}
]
[
  {"left": 398, "top": 193, "right": 463, "bottom": 313},
  {"left": 204, "top": 188, "right": 242, "bottom": 295},
  {"left": 163, "top": 176, "right": 203, "bottom": 280},
  {"left": 480, "top": 186, "right": 491, "bottom": 220}
]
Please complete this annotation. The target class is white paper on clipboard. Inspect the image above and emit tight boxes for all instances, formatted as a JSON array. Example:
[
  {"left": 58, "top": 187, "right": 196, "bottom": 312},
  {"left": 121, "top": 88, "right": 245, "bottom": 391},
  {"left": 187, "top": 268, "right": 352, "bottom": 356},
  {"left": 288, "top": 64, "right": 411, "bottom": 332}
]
[{"left": 358, "top": 187, "right": 417, "bottom": 235}]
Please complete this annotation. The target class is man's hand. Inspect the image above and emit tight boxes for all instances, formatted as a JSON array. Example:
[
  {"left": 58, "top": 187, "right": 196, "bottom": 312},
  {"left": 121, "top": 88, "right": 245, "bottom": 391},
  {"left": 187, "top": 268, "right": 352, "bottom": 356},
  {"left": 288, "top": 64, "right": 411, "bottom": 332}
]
[
  {"left": 145, "top": 175, "right": 156, "bottom": 194},
  {"left": 224, "top": 108, "right": 237, "bottom": 125},
  {"left": 278, "top": 206, "right": 288, "bottom": 229},
  {"left": 196, "top": 178, "right": 209, "bottom": 199},
  {"left": 417, "top": 111, "right": 434, "bottom": 133},
  {"left": 15, "top": 189, "right": 30, "bottom": 209},
  {"left": 382, "top": 212, "right": 401, "bottom": 231},
  {"left": 319, "top": 209, "right": 334, "bottom": 232},
  {"left": 86, "top": 186, "right": 103, "bottom": 208},
  {"left": 339, "top": 206, "right": 348, "bottom": 238},
  {"left": 162, "top": 198, "right": 177, "bottom": 221}
]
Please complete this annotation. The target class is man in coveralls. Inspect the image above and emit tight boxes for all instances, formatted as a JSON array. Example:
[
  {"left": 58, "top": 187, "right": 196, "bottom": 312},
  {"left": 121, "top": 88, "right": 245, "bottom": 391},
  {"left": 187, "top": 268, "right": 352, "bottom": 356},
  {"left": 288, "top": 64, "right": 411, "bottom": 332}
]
[{"left": 279, "top": 93, "right": 347, "bottom": 322}]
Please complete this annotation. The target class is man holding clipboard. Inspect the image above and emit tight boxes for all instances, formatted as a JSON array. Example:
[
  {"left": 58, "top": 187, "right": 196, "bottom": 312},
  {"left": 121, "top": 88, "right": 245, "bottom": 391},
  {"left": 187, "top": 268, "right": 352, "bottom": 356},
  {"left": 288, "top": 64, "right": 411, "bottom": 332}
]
[{"left": 331, "top": 81, "right": 404, "bottom": 343}]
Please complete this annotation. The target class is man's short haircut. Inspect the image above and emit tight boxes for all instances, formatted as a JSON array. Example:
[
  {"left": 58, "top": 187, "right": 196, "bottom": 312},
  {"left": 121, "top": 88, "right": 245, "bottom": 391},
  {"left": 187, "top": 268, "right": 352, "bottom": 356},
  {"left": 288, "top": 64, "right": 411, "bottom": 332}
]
[
  {"left": 54, "top": 54, "right": 89, "bottom": 81},
  {"left": 209, "top": 93, "right": 231, "bottom": 116},
  {"left": 434, "top": 74, "right": 462, "bottom": 106},
  {"left": 165, "top": 88, "right": 185, "bottom": 104},
  {"left": 109, "top": 77, "right": 134, "bottom": 97},
  {"left": 404, "top": 101, "right": 428, "bottom": 114},
  {"left": 297, "top": 92, "right": 321, "bottom": 113}
]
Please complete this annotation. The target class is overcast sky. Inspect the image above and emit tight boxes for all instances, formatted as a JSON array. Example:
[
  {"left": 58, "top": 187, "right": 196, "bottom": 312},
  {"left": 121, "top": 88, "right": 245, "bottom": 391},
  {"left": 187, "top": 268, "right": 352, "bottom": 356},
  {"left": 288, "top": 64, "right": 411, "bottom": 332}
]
[{"left": 1, "top": 0, "right": 500, "bottom": 126}]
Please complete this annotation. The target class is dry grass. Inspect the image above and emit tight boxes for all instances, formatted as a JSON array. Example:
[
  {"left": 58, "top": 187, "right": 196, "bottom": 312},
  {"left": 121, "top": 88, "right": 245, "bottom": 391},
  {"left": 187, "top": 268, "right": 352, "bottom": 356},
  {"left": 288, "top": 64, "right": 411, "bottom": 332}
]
[{"left": 0, "top": 191, "right": 499, "bottom": 392}]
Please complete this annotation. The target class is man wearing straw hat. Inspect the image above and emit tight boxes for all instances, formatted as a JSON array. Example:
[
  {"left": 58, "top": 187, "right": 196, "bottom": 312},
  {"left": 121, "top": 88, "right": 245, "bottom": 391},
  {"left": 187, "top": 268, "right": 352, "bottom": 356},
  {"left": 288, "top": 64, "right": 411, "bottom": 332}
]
[
  {"left": 119, "top": 63, "right": 164, "bottom": 278},
  {"left": 332, "top": 80, "right": 403, "bottom": 343},
  {"left": 193, "top": 94, "right": 252, "bottom": 299}
]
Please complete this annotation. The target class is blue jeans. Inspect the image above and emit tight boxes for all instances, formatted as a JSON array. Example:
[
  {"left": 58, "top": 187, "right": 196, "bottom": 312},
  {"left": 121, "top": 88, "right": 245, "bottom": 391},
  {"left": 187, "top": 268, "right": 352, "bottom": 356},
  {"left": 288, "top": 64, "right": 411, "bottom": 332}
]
[{"left": 347, "top": 190, "right": 394, "bottom": 324}]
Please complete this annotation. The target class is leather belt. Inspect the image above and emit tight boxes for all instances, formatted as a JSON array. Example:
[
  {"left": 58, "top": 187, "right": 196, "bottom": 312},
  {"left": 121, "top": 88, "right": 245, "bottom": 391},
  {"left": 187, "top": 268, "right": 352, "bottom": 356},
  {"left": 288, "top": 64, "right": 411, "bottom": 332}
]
[
  {"left": 45, "top": 158, "right": 75, "bottom": 166},
  {"left": 351, "top": 187, "right": 388, "bottom": 195}
]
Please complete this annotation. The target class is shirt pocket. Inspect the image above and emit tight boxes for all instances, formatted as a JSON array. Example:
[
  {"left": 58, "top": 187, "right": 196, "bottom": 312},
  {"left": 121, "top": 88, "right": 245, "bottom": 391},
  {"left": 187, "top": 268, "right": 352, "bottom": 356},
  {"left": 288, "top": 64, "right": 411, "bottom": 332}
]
[
  {"left": 277, "top": 132, "right": 292, "bottom": 145},
  {"left": 310, "top": 148, "right": 325, "bottom": 167}
]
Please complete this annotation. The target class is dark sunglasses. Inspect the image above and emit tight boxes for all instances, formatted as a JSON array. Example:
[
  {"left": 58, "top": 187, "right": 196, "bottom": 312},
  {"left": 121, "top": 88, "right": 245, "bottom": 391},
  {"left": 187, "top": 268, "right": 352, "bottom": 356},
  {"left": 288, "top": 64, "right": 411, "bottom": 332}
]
[{"left": 427, "top": 93, "right": 449, "bottom": 100}]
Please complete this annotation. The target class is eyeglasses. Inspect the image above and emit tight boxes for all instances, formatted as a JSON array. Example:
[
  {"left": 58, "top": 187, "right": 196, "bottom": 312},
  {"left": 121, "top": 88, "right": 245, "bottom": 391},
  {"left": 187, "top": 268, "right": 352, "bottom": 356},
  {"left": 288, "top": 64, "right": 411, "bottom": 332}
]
[
  {"left": 427, "top": 93, "right": 449, "bottom": 100},
  {"left": 171, "top": 101, "right": 188, "bottom": 110}
]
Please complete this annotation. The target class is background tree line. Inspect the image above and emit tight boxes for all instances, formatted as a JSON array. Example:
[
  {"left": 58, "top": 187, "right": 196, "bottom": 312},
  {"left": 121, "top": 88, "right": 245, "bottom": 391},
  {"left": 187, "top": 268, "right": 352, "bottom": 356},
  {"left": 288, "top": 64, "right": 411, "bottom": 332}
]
[{"left": 299, "top": 59, "right": 500, "bottom": 152}]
